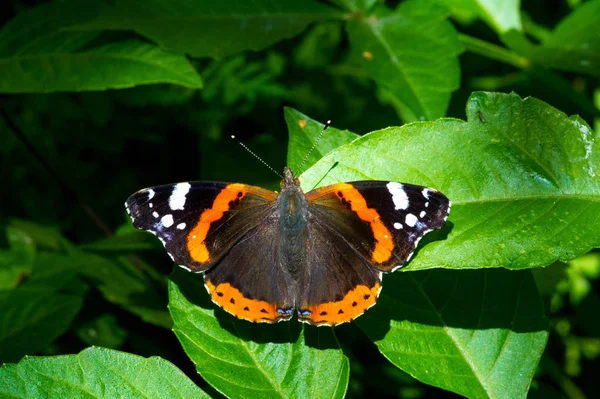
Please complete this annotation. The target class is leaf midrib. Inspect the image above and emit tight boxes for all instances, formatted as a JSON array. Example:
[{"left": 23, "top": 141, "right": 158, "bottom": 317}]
[
  {"left": 451, "top": 193, "right": 600, "bottom": 206},
  {"left": 410, "top": 273, "right": 493, "bottom": 398},
  {"left": 174, "top": 303, "right": 289, "bottom": 397},
  {"left": 364, "top": 19, "right": 428, "bottom": 119}
]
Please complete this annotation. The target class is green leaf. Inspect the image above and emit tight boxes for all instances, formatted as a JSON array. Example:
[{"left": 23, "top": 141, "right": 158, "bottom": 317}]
[
  {"left": 20, "top": 253, "right": 85, "bottom": 294},
  {"left": 71, "top": 0, "right": 343, "bottom": 58},
  {"left": 0, "top": 288, "right": 83, "bottom": 363},
  {"left": 528, "top": 0, "right": 600, "bottom": 77},
  {"left": 0, "top": 251, "right": 92, "bottom": 362},
  {"left": 437, "top": 0, "right": 522, "bottom": 33},
  {"left": 0, "top": 226, "right": 36, "bottom": 290},
  {"left": 76, "top": 314, "right": 128, "bottom": 349},
  {"left": 0, "top": 347, "right": 209, "bottom": 398},
  {"left": 0, "top": 250, "right": 29, "bottom": 291},
  {"left": 0, "top": 0, "right": 103, "bottom": 56},
  {"left": 300, "top": 92, "right": 600, "bottom": 270},
  {"left": 79, "top": 230, "right": 161, "bottom": 252},
  {"left": 7, "top": 219, "right": 68, "bottom": 252},
  {"left": 328, "top": 0, "right": 377, "bottom": 12},
  {"left": 168, "top": 269, "right": 349, "bottom": 399},
  {"left": 77, "top": 252, "right": 172, "bottom": 328},
  {"left": 285, "top": 107, "right": 359, "bottom": 173},
  {"left": 346, "top": 0, "right": 463, "bottom": 121},
  {"left": 0, "top": 39, "right": 203, "bottom": 93},
  {"left": 358, "top": 269, "right": 548, "bottom": 399},
  {"left": 0, "top": 1, "right": 203, "bottom": 93}
]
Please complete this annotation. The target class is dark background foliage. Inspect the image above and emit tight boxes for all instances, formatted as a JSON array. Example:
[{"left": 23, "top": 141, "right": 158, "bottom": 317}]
[{"left": 1, "top": 0, "right": 599, "bottom": 398}]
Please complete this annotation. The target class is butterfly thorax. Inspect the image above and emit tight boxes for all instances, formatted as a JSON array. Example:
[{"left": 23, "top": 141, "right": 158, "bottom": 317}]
[{"left": 278, "top": 167, "right": 308, "bottom": 279}]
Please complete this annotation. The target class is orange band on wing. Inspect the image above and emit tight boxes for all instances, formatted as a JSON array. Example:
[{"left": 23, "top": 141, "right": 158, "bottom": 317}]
[
  {"left": 334, "top": 183, "right": 394, "bottom": 264},
  {"left": 299, "top": 283, "right": 381, "bottom": 326},
  {"left": 205, "top": 280, "right": 288, "bottom": 323},
  {"left": 187, "top": 184, "right": 247, "bottom": 263}
]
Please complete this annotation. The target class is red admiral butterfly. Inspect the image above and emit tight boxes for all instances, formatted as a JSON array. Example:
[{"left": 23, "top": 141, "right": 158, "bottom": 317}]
[{"left": 126, "top": 165, "right": 450, "bottom": 326}]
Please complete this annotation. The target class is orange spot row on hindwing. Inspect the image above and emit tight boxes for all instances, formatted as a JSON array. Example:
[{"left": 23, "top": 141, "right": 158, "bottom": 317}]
[
  {"left": 302, "top": 283, "right": 380, "bottom": 326},
  {"left": 205, "top": 280, "right": 284, "bottom": 323}
]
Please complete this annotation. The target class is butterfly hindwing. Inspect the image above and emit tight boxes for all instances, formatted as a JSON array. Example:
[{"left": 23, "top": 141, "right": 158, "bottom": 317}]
[
  {"left": 305, "top": 181, "right": 450, "bottom": 272},
  {"left": 204, "top": 213, "right": 295, "bottom": 323},
  {"left": 298, "top": 214, "right": 382, "bottom": 326},
  {"left": 125, "top": 182, "right": 278, "bottom": 272}
]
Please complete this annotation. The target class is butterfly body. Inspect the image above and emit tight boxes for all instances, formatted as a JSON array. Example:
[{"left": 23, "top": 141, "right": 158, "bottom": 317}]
[{"left": 126, "top": 167, "right": 450, "bottom": 326}]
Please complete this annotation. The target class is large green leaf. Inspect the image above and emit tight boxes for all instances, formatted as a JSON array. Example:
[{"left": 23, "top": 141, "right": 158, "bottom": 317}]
[
  {"left": 285, "top": 103, "right": 549, "bottom": 397},
  {"left": 71, "top": 0, "right": 342, "bottom": 58},
  {"left": 0, "top": 38, "right": 203, "bottom": 93},
  {"left": 285, "top": 107, "right": 359, "bottom": 173},
  {"left": 0, "top": 1, "right": 202, "bottom": 93},
  {"left": 168, "top": 268, "right": 349, "bottom": 399},
  {"left": 358, "top": 269, "right": 548, "bottom": 398},
  {"left": 301, "top": 92, "right": 600, "bottom": 270},
  {"left": 0, "top": 347, "right": 208, "bottom": 398},
  {"left": 345, "top": 0, "right": 463, "bottom": 121}
]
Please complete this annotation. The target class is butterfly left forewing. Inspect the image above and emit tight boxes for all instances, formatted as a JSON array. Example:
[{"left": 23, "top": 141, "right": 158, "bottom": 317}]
[
  {"left": 306, "top": 181, "right": 450, "bottom": 272},
  {"left": 126, "top": 182, "right": 278, "bottom": 272}
]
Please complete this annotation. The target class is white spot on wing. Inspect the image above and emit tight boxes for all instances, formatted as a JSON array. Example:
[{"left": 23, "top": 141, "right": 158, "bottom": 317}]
[
  {"left": 152, "top": 211, "right": 159, "bottom": 218},
  {"left": 147, "top": 189, "right": 155, "bottom": 200},
  {"left": 176, "top": 222, "right": 186, "bottom": 230},
  {"left": 422, "top": 188, "right": 432, "bottom": 199},
  {"left": 425, "top": 202, "right": 429, "bottom": 207},
  {"left": 169, "top": 182, "right": 191, "bottom": 210},
  {"left": 420, "top": 210, "right": 426, "bottom": 218},
  {"left": 161, "top": 214, "right": 174, "bottom": 228},
  {"left": 405, "top": 213, "right": 417, "bottom": 227},
  {"left": 387, "top": 182, "right": 409, "bottom": 210},
  {"left": 149, "top": 203, "right": 153, "bottom": 208},
  {"left": 393, "top": 222, "right": 403, "bottom": 230}
]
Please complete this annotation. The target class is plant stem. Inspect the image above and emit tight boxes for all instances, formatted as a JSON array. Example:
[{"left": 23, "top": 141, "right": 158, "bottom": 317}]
[{"left": 458, "top": 33, "right": 530, "bottom": 69}]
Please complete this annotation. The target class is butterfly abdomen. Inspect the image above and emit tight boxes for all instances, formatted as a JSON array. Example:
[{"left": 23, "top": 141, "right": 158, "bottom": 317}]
[{"left": 278, "top": 185, "right": 310, "bottom": 279}]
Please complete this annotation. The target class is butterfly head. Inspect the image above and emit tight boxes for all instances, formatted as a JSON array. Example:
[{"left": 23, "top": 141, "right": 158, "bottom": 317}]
[{"left": 282, "top": 166, "right": 300, "bottom": 189}]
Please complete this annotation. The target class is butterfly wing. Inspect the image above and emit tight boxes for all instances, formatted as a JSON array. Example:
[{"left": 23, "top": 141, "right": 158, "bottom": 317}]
[
  {"left": 203, "top": 211, "right": 295, "bottom": 323},
  {"left": 127, "top": 181, "right": 294, "bottom": 322},
  {"left": 305, "top": 181, "right": 450, "bottom": 273},
  {"left": 125, "top": 182, "right": 278, "bottom": 272},
  {"left": 296, "top": 181, "right": 449, "bottom": 326},
  {"left": 297, "top": 213, "right": 382, "bottom": 326}
]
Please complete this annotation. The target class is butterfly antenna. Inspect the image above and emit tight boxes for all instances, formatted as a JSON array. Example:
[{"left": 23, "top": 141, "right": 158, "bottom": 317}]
[
  {"left": 296, "top": 120, "right": 331, "bottom": 174},
  {"left": 231, "top": 135, "right": 283, "bottom": 178}
]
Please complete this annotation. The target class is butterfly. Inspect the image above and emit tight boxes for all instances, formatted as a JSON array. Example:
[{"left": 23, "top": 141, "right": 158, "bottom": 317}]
[{"left": 126, "top": 166, "right": 450, "bottom": 326}]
